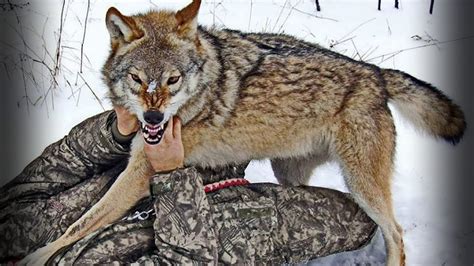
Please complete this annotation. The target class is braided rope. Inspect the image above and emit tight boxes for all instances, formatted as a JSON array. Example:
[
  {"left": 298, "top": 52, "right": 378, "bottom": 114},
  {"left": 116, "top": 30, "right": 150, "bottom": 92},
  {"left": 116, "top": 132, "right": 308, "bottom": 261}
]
[{"left": 203, "top": 178, "right": 250, "bottom": 193}]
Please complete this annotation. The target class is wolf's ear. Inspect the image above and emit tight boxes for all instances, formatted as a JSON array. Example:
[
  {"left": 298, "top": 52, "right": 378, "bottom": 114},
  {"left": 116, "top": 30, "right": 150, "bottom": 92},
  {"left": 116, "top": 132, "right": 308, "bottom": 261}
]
[
  {"left": 106, "top": 7, "right": 144, "bottom": 47},
  {"left": 175, "top": 0, "right": 201, "bottom": 39}
]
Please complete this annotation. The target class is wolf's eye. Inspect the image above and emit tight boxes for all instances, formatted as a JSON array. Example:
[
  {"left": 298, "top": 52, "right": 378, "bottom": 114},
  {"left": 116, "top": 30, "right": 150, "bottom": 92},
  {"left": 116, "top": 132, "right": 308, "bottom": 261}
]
[
  {"left": 130, "top": 73, "right": 142, "bottom": 84},
  {"left": 167, "top": 75, "right": 181, "bottom": 85}
]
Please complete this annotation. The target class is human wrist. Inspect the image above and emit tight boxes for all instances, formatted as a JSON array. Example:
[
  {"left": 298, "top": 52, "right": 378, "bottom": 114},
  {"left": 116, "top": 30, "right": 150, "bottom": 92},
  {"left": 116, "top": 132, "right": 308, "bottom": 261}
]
[
  {"left": 152, "top": 162, "right": 184, "bottom": 174},
  {"left": 117, "top": 121, "right": 138, "bottom": 136},
  {"left": 114, "top": 106, "right": 139, "bottom": 136},
  {"left": 117, "top": 120, "right": 138, "bottom": 136},
  {"left": 111, "top": 117, "right": 136, "bottom": 145}
]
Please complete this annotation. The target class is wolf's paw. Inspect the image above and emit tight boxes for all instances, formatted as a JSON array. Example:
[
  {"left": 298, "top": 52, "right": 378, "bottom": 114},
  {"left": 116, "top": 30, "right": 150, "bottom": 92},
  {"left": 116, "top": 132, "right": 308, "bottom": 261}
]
[{"left": 19, "top": 245, "right": 56, "bottom": 266}]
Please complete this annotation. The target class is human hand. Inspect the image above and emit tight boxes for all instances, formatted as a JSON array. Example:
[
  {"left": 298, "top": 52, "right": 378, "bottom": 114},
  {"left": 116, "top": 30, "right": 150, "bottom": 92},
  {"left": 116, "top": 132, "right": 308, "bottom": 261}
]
[
  {"left": 114, "top": 105, "right": 139, "bottom": 136},
  {"left": 144, "top": 116, "right": 184, "bottom": 173}
]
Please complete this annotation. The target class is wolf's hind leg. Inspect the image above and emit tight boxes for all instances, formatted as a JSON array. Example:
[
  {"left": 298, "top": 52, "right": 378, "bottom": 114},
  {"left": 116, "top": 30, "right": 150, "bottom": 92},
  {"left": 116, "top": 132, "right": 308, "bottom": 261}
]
[
  {"left": 271, "top": 150, "right": 329, "bottom": 186},
  {"left": 334, "top": 111, "right": 405, "bottom": 266}
]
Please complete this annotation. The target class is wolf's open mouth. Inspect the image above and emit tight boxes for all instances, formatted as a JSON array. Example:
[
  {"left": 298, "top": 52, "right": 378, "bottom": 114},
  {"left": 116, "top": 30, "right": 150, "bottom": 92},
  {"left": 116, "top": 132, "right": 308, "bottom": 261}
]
[{"left": 141, "top": 123, "right": 166, "bottom": 144}]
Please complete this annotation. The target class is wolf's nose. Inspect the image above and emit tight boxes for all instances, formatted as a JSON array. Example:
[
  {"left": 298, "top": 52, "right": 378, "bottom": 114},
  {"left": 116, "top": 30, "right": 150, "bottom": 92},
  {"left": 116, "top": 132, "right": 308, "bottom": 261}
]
[{"left": 144, "top": 110, "right": 164, "bottom": 124}]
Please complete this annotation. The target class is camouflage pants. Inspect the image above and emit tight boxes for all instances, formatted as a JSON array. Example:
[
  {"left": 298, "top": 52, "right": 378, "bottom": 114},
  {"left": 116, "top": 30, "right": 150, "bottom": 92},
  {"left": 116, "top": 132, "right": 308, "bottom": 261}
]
[
  {"left": 0, "top": 111, "right": 376, "bottom": 264},
  {"left": 1, "top": 174, "right": 376, "bottom": 264}
]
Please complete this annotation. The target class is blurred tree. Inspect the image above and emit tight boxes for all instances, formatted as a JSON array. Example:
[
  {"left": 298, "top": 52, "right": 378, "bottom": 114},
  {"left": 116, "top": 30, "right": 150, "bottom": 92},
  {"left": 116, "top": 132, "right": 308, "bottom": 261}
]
[{"left": 315, "top": 0, "right": 321, "bottom": 11}]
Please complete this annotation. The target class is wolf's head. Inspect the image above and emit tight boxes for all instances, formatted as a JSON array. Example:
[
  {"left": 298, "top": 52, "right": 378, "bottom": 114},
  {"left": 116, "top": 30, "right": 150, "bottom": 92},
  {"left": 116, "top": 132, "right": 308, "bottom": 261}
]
[{"left": 102, "top": 0, "right": 203, "bottom": 144}]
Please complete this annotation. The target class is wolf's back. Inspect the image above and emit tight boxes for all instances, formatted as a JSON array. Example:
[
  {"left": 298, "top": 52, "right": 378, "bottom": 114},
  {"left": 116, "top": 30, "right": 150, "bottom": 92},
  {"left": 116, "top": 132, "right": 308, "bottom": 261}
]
[{"left": 383, "top": 69, "right": 466, "bottom": 144}]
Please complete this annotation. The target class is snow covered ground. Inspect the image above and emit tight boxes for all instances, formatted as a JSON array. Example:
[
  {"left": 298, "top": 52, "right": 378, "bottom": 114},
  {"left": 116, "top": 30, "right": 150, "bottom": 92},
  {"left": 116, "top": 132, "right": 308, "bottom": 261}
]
[{"left": 1, "top": 0, "right": 472, "bottom": 264}]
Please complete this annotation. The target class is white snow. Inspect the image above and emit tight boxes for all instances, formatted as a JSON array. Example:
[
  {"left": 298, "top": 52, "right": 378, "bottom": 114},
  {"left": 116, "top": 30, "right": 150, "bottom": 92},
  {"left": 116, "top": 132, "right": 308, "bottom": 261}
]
[{"left": 1, "top": 0, "right": 472, "bottom": 264}]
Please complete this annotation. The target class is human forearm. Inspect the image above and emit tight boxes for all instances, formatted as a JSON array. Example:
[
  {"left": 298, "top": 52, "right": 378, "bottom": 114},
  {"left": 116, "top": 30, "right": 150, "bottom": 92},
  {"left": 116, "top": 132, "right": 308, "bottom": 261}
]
[{"left": 0, "top": 111, "right": 130, "bottom": 204}]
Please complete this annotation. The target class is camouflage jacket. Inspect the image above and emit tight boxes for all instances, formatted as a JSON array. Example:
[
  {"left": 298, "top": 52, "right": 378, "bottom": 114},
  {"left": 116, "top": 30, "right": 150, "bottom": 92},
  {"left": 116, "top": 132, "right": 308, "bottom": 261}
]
[{"left": 0, "top": 111, "right": 376, "bottom": 265}]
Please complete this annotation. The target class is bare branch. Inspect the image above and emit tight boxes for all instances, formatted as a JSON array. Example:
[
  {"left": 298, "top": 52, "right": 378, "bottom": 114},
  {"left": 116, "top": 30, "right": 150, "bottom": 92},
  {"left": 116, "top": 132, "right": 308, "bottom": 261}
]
[
  {"left": 366, "top": 35, "right": 474, "bottom": 63},
  {"left": 386, "top": 19, "right": 392, "bottom": 35},
  {"left": 272, "top": 0, "right": 289, "bottom": 32},
  {"left": 290, "top": 6, "right": 337, "bottom": 22},
  {"left": 350, "top": 39, "right": 362, "bottom": 61},
  {"left": 80, "top": 0, "right": 90, "bottom": 73},
  {"left": 78, "top": 73, "right": 106, "bottom": 111},
  {"left": 278, "top": 0, "right": 303, "bottom": 34},
  {"left": 248, "top": 0, "right": 253, "bottom": 31},
  {"left": 337, "top": 18, "right": 376, "bottom": 44},
  {"left": 54, "top": 0, "right": 66, "bottom": 78}
]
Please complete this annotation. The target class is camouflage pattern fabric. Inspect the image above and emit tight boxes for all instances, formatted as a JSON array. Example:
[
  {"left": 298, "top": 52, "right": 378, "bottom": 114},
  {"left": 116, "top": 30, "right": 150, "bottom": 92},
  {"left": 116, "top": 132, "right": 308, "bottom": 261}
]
[
  {"left": 0, "top": 111, "right": 376, "bottom": 264},
  {"left": 146, "top": 168, "right": 376, "bottom": 265},
  {"left": 0, "top": 111, "right": 129, "bottom": 261}
]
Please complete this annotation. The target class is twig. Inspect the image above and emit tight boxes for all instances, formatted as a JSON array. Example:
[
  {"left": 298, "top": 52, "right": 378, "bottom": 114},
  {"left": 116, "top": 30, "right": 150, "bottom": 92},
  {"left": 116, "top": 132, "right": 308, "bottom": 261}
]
[
  {"left": 80, "top": 0, "right": 90, "bottom": 73},
  {"left": 272, "top": 0, "right": 289, "bottom": 32},
  {"left": 278, "top": 0, "right": 302, "bottom": 33},
  {"left": 0, "top": 2, "right": 29, "bottom": 11},
  {"left": 290, "top": 6, "right": 337, "bottom": 22},
  {"left": 19, "top": 53, "right": 30, "bottom": 114},
  {"left": 212, "top": 0, "right": 216, "bottom": 26},
  {"left": 4, "top": 22, "right": 44, "bottom": 61},
  {"left": 262, "top": 17, "right": 271, "bottom": 32},
  {"left": 209, "top": 1, "right": 225, "bottom": 27},
  {"left": 149, "top": 0, "right": 158, "bottom": 8},
  {"left": 350, "top": 39, "right": 362, "bottom": 61},
  {"left": 337, "top": 18, "right": 376, "bottom": 43},
  {"left": 248, "top": 0, "right": 253, "bottom": 31},
  {"left": 78, "top": 73, "right": 106, "bottom": 111},
  {"left": 8, "top": 0, "right": 33, "bottom": 114},
  {"left": 386, "top": 19, "right": 392, "bottom": 35},
  {"left": 329, "top": 36, "right": 355, "bottom": 49},
  {"left": 424, "top": 31, "right": 440, "bottom": 49},
  {"left": 54, "top": 0, "right": 66, "bottom": 78},
  {"left": 76, "top": 83, "right": 83, "bottom": 106},
  {"left": 429, "top": 0, "right": 434, "bottom": 14},
  {"left": 32, "top": 96, "right": 43, "bottom": 106},
  {"left": 361, "top": 46, "right": 379, "bottom": 61},
  {"left": 2, "top": 61, "right": 11, "bottom": 80},
  {"left": 302, "top": 25, "right": 316, "bottom": 39},
  {"left": 365, "top": 35, "right": 474, "bottom": 63}
]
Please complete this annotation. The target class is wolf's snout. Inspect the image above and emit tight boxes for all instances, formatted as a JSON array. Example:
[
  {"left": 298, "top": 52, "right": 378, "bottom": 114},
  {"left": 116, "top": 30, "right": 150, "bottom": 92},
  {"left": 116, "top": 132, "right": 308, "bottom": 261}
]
[{"left": 144, "top": 110, "right": 164, "bottom": 125}]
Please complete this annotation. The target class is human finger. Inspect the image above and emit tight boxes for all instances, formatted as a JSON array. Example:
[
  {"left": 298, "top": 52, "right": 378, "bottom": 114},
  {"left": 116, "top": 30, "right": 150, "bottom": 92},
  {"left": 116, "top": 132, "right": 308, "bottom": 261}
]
[
  {"left": 163, "top": 116, "right": 174, "bottom": 141},
  {"left": 173, "top": 117, "right": 182, "bottom": 140}
]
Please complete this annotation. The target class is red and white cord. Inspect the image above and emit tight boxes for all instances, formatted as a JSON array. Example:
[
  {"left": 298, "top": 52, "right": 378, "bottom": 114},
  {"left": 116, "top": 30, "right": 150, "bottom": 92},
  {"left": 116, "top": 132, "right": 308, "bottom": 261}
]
[{"left": 204, "top": 178, "right": 250, "bottom": 193}]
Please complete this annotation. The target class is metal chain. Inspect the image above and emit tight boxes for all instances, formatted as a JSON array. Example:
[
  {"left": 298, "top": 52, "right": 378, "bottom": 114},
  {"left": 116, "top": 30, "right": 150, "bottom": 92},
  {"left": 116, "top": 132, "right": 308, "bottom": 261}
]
[{"left": 122, "top": 208, "right": 155, "bottom": 222}]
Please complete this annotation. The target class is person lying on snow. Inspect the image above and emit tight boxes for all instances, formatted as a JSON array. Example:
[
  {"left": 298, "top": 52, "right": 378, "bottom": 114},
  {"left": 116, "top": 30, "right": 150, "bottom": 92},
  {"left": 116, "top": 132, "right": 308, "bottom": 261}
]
[{"left": 0, "top": 107, "right": 376, "bottom": 264}]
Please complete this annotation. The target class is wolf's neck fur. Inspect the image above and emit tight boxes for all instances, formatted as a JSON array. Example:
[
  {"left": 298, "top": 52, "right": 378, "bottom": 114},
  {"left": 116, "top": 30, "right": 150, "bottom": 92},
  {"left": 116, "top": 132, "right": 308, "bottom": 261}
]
[{"left": 177, "top": 27, "right": 265, "bottom": 128}]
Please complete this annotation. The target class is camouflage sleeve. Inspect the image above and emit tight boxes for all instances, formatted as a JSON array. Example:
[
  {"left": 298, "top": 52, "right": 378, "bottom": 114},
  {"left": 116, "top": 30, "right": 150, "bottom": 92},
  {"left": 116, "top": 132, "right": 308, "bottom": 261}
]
[
  {"left": 0, "top": 111, "right": 134, "bottom": 261},
  {"left": 0, "top": 110, "right": 130, "bottom": 209},
  {"left": 150, "top": 167, "right": 219, "bottom": 265}
]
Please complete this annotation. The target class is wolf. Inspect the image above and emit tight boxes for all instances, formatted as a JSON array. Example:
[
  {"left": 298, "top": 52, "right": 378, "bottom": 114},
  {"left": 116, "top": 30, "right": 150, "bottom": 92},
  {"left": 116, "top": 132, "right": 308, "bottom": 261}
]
[{"left": 21, "top": 0, "right": 465, "bottom": 265}]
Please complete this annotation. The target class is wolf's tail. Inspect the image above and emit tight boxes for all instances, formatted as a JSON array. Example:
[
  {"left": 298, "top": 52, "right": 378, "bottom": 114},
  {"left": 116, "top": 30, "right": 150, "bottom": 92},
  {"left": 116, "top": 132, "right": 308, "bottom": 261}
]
[{"left": 383, "top": 69, "right": 466, "bottom": 144}]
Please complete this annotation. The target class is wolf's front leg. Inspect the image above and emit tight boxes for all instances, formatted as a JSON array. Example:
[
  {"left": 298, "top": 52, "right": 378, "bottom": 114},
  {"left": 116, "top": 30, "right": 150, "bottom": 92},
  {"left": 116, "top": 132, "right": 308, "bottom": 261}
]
[{"left": 20, "top": 138, "right": 153, "bottom": 266}]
